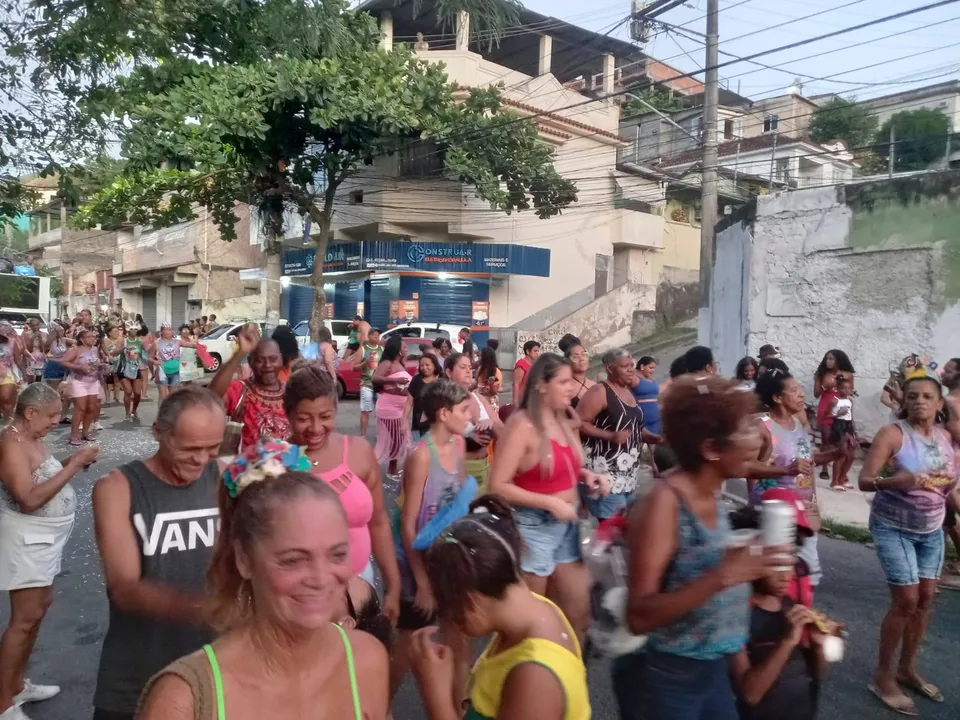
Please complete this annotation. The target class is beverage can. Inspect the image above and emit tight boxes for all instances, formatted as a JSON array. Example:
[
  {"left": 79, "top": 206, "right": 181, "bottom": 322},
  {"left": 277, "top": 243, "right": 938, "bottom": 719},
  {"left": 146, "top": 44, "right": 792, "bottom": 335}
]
[{"left": 761, "top": 499, "right": 796, "bottom": 570}]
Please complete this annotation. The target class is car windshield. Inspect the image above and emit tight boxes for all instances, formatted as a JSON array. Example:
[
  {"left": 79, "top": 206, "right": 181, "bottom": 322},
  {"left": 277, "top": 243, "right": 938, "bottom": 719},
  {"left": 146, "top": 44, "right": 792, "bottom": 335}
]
[
  {"left": 293, "top": 322, "right": 310, "bottom": 337},
  {"left": 201, "top": 324, "right": 233, "bottom": 339}
]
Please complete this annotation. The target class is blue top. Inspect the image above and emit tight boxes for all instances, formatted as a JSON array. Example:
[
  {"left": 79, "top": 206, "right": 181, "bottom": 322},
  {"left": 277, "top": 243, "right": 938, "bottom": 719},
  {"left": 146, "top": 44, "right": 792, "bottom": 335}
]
[
  {"left": 646, "top": 489, "right": 750, "bottom": 660},
  {"left": 630, "top": 377, "right": 661, "bottom": 435}
]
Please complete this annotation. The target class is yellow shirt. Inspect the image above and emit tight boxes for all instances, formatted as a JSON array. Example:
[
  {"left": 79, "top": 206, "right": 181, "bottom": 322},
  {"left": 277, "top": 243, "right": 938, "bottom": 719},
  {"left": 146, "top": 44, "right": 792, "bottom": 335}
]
[{"left": 465, "top": 595, "right": 591, "bottom": 720}]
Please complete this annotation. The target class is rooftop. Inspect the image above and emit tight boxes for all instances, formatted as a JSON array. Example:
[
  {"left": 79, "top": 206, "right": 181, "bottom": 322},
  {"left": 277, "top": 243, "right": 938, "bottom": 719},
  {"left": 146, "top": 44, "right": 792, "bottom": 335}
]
[{"left": 659, "top": 133, "right": 855, "bottom": 168}]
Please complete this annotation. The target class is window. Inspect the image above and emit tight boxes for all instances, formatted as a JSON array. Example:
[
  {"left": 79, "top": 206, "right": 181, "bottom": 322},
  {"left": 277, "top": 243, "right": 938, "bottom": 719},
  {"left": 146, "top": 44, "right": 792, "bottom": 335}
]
[
  {"left": 348, "top": 190, "right": 364, "bottom": 205},
  {"left": 293, "top": 322, "right": 310, "bottom": 337},
  {"left": 723, "top": 118, "right": 735, "bottom": 139},
  {"left": 594, "top": 254, "right": 611, "bottom": 299},
  {"left": 391, "top": 327, "right": 423, "bottom": 338},
  {"left": 775, "top": 158, "right": 790, "bottom": 183},
  {"left": 423, "top": 329, "right": 451, "bottom": 341},
  {"left": 399, "top": 139, "right": 445, "bottom": 178},
  {"left": 763, "top": 115, "right": 779, "bottom": 133},
  {"left": 331, "top": 321, "right": 353, "bottom": 336}
]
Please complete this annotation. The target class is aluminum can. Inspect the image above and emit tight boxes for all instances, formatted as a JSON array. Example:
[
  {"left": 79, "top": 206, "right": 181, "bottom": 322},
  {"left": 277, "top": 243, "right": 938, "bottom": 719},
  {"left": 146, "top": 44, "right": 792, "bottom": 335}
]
[{"left": 761, "top": 499, "right": 796, "bottom": 570}]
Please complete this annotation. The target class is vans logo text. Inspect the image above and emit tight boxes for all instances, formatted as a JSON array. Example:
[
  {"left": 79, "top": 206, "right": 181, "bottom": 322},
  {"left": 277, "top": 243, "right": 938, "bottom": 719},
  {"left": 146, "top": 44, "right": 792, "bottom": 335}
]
[{"left": 133, "top": 509, "right": 221, "bottom": 556}]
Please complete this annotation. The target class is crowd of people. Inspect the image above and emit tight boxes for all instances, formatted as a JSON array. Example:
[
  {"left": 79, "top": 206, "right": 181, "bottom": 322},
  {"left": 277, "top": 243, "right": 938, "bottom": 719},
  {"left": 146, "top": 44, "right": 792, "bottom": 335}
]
[{"left": 0, "top": 316, "right": 959, "bottom": 720}]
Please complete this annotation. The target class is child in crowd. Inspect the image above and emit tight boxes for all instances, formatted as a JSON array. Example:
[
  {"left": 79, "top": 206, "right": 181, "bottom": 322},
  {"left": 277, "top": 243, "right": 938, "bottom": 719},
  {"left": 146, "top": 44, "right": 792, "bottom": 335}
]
[
  {"left": 392, "top": 380, "right": 475, "bottom": 708},
  {"left": 828, "top": 376, "right": 857, "bottom": 490},
  {"left": 729, "top": 489, "right": 835, "bottom": 720},
  {"left": 25, "top": 333, "right": 46, "bottom": 384}
]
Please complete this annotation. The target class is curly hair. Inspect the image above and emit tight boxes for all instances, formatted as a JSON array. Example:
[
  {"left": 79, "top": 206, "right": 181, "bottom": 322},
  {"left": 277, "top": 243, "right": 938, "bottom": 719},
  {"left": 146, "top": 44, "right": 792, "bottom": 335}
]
[
  {"left": 661, "top": 375, "right": 756, "bottom": 472},
  {"left": 283, "top": 362, "right": 337, "bottom": 415},
  {"left": 816, "top": 349, "right": 855, "bottom": 379}
]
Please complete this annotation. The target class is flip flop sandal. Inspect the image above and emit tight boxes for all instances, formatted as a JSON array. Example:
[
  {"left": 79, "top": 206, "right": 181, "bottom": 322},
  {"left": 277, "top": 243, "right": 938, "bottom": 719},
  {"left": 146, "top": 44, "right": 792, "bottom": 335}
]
[
  {"left": 68, "top": 439, "right": 84, "bottom": 447},
  {"left": 869, "top": 685, "right": 918, "bottom": 716},
  {"left": 897, "top": 676, "right": 944, "bottom": 702}
]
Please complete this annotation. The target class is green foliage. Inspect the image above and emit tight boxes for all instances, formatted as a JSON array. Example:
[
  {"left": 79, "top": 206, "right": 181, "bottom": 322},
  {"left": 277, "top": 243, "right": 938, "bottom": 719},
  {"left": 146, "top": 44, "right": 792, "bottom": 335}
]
[
  {"left": 808, "top": 97, "right": 877, "bottom": 150},
  {"left": 622, "top": 89, "right": 690, "bottom": 118},
  {"left": 875, "top": 108, "right": 950, "bottom": 172}
]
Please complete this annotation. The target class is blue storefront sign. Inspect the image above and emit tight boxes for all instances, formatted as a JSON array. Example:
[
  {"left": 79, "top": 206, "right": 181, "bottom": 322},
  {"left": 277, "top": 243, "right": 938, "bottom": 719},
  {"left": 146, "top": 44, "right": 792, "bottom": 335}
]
[{"left": 282, "top": 240, "right": 549, "bottom": 277}]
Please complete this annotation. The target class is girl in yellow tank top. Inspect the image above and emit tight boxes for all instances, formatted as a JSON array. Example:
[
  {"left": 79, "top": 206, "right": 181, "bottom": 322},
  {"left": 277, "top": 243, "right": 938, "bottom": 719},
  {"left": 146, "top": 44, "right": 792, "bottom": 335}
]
[{"left": 409, "top": 495, "right": 591, "bottom": 720}]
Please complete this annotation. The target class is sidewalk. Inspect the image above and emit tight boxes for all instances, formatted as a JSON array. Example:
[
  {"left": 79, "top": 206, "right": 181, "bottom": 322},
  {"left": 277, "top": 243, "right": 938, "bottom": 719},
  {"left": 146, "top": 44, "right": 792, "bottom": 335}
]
[{"left": 815, "top": 458, "right": 872, "bottom": 529}]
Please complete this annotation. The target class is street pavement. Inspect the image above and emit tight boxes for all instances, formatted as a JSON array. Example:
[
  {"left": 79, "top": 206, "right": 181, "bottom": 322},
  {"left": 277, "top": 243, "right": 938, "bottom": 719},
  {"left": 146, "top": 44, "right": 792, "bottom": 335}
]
[{"left": 4, "top": 392, "right": 960, "bottom": 720}]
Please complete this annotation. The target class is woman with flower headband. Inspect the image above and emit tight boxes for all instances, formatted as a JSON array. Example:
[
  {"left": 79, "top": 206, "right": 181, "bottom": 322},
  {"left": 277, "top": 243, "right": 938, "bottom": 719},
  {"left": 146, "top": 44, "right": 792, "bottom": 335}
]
[
  {"left": 137, "top": 441, "right": 389, "bottom": 720},
  {"left": 409, "top": 495, "right": 590, "bottom": 720},
  {"left": 859, "top": 357, "right": 955, "bottom": 716}
]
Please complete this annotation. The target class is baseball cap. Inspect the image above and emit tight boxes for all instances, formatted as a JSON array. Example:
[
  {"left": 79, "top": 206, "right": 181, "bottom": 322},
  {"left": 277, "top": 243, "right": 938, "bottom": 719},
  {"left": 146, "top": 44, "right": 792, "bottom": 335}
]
[
  {"left": 760, "top": 487, "right": 813, "bottom": 535},
  {"left": 759, "top": 344, "right": 780, "bottom": 358}
]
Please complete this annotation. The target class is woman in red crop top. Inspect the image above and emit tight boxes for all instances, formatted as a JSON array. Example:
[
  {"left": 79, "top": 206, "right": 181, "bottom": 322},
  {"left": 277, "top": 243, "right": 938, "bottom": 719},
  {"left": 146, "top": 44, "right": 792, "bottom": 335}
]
[
  {"left": 283, "top": 363, "right": 402, "bottom": 625},
  {"left": 489, "top": 353, "right": 610, "bottom": 640}
]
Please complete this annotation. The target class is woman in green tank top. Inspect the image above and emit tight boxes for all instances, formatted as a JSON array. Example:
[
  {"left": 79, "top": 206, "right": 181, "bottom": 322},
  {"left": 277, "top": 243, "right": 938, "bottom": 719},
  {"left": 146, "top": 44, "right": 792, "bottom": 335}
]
[{"left": 137, "top": 442, "right": 389, "bottom": 720}]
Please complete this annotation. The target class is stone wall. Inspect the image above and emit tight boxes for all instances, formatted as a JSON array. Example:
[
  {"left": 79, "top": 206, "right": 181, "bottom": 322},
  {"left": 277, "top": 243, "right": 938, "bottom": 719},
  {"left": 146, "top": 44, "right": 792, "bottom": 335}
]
[{"left": 708, "top": 171, "right": 960, "bottom": 438}]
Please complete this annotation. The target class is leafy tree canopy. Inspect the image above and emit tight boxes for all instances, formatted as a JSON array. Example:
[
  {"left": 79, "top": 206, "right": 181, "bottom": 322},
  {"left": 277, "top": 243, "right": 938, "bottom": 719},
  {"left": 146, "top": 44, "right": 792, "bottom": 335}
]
[
  {"left": 808, "top": 97, "right": 876, "bottom": 150},
  {"left": 622, "top": 88, "right": 690, "bottom": 118},
  {"left": 58, "top": 0, "right": 577, "bottom": 334},
  {"left": 875, "top": 108, "right": 950, "bottom": 172}
]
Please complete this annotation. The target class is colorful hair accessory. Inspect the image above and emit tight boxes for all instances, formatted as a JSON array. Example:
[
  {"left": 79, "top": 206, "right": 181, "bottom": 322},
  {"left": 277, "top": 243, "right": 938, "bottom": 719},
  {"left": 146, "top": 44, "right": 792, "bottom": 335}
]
[
  {"left": 222, "top": 440, "right": 312, "bottom": 498},
  {"left": 898, "top": 354, "right": 940, "bottom": 386}
]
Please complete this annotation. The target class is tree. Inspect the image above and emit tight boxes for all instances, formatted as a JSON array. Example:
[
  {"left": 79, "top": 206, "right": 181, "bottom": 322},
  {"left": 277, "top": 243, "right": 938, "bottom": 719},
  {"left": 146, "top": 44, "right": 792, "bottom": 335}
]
[
  {"left": 622, "top": 88, "right": 689, "bottom": 118},
  {"left": 875, "top": 108, "right": 950, "bottom": 172},
  {"left": 60, "top": 0, "right": 577, "bottom": 338},
  {"left": 808, "top": 97, "right": 876, "bottom": 151}
]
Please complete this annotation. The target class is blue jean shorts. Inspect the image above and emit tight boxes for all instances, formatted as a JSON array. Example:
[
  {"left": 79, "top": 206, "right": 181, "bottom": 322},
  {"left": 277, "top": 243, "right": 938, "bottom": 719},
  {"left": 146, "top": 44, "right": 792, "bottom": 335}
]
[
  {"left": 870, "top": 513, "right": 945, "bottom": 586},
  {"left": 42, "top": 361, "right": 66, "bottom": 380},
  {"left": 514, "top": 506, "right": 581, "bottom": 577},
  {"left": 580, "top": 485, "right": 634, "bottom": 520},
  {"left": 156, "top": 372, "right": 181, "bottom": 387}
]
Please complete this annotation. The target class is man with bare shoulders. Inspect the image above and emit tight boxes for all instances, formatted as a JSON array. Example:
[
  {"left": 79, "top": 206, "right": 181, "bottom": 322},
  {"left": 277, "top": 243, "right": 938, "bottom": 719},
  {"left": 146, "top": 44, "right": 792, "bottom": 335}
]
[{"left": 91, "top": 387, "right": 225, "bottom": 720}]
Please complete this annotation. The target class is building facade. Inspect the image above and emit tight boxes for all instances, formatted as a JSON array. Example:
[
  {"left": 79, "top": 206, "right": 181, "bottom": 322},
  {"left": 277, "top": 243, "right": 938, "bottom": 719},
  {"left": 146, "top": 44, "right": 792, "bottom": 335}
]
[{"left": 278, "top": 0, "right": 698, "bottom": 353}]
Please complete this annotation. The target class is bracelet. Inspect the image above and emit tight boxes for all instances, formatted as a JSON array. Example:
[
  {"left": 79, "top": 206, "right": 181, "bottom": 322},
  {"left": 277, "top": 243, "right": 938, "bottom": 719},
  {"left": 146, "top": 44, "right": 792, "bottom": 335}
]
[{"left": 874, "top": 477, "right": 884, "bottom": 491}]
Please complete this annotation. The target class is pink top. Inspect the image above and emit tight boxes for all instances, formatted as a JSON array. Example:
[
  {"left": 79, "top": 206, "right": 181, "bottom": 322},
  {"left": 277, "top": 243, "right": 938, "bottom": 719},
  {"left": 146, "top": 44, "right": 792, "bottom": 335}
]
[{"left": 312, "top": 436, "right": 374, "bottom": 574}]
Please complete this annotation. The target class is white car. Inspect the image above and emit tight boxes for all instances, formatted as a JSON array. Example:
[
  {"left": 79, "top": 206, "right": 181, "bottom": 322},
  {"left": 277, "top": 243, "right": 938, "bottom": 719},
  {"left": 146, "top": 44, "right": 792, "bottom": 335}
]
[
  {"left": 292, "top": 318, "right": 354, "bottom": 352},
  {"left": 379, "top": 322, "right": 465, "bottom": 352},
  {"left": 199, "top": 321, "right": 266, "bottom": 371}
]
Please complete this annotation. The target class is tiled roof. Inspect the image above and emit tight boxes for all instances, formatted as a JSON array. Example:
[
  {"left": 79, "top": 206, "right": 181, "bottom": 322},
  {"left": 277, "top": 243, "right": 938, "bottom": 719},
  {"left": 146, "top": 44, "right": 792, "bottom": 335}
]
[{"left": 500, "top": 97, "right": 624, "bottom": 142}]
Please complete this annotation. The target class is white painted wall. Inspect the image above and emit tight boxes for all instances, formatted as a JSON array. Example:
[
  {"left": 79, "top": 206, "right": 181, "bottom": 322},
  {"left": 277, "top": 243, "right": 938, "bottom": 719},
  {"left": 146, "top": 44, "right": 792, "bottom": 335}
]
[{"left": 709, "top": 181, "right": 958, "bottom": 439}]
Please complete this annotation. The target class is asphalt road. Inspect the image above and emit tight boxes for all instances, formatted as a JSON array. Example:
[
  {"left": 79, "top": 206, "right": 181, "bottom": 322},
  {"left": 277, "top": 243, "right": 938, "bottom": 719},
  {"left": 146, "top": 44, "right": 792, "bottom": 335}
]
[{"left": 4, "top": 393, "right": 960, "bottom": 720}]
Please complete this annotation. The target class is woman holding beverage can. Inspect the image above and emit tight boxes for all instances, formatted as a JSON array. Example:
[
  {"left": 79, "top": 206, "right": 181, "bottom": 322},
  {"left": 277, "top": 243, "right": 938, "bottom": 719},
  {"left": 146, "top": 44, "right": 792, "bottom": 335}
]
[
  {"left": 619, "top": 375, "right": 791, "bottom": 720},
  {"left": 746, "top": 370, "right": 852, "bottom": 589},
  {"left": 859, "top": 359, "right": 955, "bottom": 716}
]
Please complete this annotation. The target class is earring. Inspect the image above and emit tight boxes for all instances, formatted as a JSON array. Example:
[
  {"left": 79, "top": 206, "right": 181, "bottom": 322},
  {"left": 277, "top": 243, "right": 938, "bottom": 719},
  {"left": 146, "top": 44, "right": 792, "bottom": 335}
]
[{"left": 237, "top": 579, "right": 253, "bottom": 613}]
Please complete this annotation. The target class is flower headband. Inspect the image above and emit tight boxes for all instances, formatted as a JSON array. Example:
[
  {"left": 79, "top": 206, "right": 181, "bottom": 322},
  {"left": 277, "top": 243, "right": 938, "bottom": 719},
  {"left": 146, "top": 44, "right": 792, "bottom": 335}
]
[{"left": 222, "top": 440, "right": 312, "bottom": 499}]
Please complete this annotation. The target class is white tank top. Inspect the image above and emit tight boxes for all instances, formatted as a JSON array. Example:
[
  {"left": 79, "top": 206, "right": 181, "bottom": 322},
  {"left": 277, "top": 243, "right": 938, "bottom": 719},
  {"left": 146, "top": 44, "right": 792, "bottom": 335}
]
[{"left": 832, "top": 397, "right": 852, "bottom": 419}]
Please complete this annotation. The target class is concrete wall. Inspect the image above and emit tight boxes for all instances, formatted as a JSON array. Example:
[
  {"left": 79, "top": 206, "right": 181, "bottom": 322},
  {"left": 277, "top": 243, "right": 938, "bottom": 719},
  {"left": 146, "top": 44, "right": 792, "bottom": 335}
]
[
  {"left": 514, "top": 282, "right": 657, "bottom": 358},
  {"left": 740, "top": 94, "right": 817, "bottom": 139},
  {"left": 709, "top": 171, "right": 960, "bottom": 438}
]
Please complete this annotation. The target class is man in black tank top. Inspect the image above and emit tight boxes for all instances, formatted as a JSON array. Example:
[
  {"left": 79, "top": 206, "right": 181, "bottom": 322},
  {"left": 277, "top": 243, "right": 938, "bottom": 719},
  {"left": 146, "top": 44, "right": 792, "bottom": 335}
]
[{"left": 91, "top": 387, "right": 226, "bottom": 720}]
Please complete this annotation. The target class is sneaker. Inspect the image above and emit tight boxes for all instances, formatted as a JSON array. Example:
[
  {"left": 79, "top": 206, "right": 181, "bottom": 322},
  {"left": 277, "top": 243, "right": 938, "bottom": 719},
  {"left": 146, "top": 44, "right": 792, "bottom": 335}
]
[
  {"left": 14, "top": 680, "right": 60, "bottom": 704},
  {"left": 91, "top": 421, "right": 103, "bottom": 432},
  {"left": 0, "top": 704, "right": 32, "bottom": 719}
]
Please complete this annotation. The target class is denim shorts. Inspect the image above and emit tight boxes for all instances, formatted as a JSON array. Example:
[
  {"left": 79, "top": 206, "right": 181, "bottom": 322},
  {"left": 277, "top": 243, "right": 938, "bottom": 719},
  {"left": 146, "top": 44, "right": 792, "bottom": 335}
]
[
  {"left": 156, "top": 372, "right": 181, "bottom": 387},
  {"left": 514, "top": 506, "right": 581, "bottom": 577},
  {"left": 870, "top": 513, "right": 945, "bottom": 586},
  {"left": 42, "top": 361, "right": 66, "bottom": 380},
  {"left": 580, "top": 485, "right": 634, "bottom": 520}
]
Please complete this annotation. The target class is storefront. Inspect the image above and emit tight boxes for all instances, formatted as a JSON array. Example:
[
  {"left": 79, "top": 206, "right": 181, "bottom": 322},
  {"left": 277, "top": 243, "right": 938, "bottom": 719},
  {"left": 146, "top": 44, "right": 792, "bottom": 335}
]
[{"left": 281, "top": 240, "right": 549, "bottom": 343}]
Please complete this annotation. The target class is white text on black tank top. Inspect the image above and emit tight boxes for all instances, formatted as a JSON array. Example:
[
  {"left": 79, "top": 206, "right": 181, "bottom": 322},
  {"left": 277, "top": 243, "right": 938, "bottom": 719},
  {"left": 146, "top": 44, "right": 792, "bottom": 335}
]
[{"left": 133, "top": 509, "right": 221, "bottom": 556}]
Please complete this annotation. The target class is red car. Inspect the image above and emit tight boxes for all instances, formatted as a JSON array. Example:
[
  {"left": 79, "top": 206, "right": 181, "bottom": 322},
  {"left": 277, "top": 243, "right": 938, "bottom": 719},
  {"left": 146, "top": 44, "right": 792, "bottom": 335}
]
[{"left": 336, "top": 337, "right": 430, "bottom": 400}]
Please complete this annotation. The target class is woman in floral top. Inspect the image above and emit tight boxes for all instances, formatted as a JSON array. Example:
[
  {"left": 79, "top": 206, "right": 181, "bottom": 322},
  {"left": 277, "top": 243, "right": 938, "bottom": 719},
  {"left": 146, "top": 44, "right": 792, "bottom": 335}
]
[{"left": 577, "top": 348, "right": 661, "bottom": 519}]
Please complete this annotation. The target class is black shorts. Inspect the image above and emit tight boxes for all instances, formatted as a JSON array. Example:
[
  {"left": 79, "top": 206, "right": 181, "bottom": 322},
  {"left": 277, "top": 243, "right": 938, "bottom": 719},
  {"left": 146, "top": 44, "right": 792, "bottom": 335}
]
[
  {"left": 397, "top": 596, "right": 438, "bottom": 631},
  {"left": 93, "top": 710, "right": 134, "bottom": 720},
  {"left": 829, "top": 419, "right": 854, "bottom": 444}
]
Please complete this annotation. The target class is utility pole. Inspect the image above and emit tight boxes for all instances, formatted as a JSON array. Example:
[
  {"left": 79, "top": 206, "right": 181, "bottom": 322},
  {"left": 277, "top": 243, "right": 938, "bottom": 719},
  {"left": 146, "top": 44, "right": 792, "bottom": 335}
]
[
  {"left": 697, "top": 0, "right": 719, "bottom": 345},
  {"left": 888, "top": 125, "right": 895, "bottom": 178}
]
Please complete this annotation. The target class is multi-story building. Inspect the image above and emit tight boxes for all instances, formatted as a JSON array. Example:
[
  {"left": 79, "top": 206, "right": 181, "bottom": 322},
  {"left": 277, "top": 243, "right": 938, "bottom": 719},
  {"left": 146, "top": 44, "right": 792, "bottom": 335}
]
[
  {"left": 279, "top": 2, "right": 703, "bottom": 353},
  {"left": 113, "top": 205, "right": 266, "bottom": 329}
]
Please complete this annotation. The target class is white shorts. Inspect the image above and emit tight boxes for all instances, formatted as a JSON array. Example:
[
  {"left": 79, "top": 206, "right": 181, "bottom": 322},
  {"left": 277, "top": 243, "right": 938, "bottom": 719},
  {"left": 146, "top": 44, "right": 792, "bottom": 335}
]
[
  {"left": 0, "top": 508, "right": 75, "bottom": 590},
  {"left": 360, "top": 386, "right": 376, "bottom": 412}
]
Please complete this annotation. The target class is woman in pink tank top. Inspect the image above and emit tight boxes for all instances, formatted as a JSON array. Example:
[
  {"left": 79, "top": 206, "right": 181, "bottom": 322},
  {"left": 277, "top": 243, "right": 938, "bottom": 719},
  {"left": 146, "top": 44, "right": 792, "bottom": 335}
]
[{"left": 283, "top": 363, "right": 402, "bottom": 623}]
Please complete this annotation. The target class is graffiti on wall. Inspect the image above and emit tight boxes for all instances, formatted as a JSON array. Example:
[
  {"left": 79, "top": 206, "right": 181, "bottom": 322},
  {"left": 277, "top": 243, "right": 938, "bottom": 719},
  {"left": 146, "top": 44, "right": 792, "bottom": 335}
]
[{"left": 516, "top": 325, "right": 570, "bottom": 359}]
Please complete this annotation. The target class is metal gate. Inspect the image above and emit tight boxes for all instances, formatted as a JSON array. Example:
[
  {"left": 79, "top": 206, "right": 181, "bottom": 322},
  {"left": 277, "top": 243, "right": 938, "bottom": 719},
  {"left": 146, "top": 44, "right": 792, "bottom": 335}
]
[
  {"left": 366, "top": 277, "right": 391, "bottom": 331},
  {"left": 333, "top": 281, "right": 360, "bottom": 320},
  {"left": 287, "top": 284, "right": 314, "bottom": 326},
  {"left": 419, "top": 277, "right": 473, "bottom": 326},
  {"left": 141, "top": 289, "right": 157, "bottom": 331},
  {"left": 170, "top": 286, "right": 189, "bottom": 329}
]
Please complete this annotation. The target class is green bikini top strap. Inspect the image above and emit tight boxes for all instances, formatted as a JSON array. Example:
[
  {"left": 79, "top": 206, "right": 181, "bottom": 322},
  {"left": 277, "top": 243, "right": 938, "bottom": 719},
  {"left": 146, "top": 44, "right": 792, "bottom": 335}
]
[
  {"left": 202, "top": 630, "right": 359, "bottom": 720},
  {"left": 202, "top": 644, "right": 226, "bottom": 720},
  {"left": 333, "top": 623, "right": 363, "bottom": 720}
]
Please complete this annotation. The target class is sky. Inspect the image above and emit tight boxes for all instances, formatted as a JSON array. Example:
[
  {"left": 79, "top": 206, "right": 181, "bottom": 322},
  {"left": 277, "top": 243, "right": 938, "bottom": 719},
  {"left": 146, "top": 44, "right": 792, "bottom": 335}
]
[{"left": 520, "top": 0, "right": 960, "bottom": 103}]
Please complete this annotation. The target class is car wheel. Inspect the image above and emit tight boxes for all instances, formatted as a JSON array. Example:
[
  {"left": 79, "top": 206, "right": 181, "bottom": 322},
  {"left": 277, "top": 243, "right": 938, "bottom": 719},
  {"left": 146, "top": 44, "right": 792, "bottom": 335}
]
[
  {"left": 206, "top": 353, "right": 222, "bottom": 372},
  {"left": 337, "top": 377, "right": 346, "bottom": 401}
]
